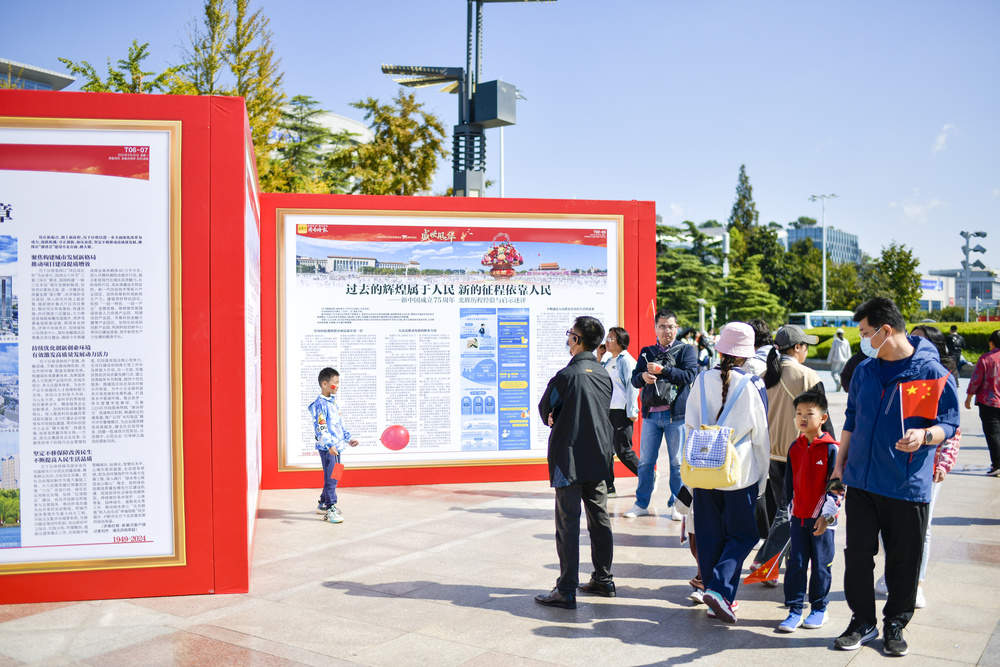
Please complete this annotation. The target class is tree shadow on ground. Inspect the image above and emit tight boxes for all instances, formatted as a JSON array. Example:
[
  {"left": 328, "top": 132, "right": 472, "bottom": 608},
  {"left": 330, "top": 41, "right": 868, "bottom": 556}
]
[{"left": 321, "top": 577, "right": 837, "bottom": 661}]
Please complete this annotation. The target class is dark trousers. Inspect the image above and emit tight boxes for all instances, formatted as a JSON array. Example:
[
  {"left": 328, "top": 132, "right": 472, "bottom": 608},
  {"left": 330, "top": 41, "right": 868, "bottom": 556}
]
[
  {"left": 980, "top": 404, "right": 1000, "bottom": 470},
  {"left": 319, "top": 449, "right": 340, "bottom": 506},
  {"left": 693, "top": 484, "right": 760, "bottom": 604},
  {"left": 756, "top": 459, "right": 790, "bottom": 565},
  {"left": 555, "top": 481, "right": 613, "bottom": 593},
  {"left": 844, "top": 487, "right": 929, "bottom": 627},
  {"left": 609, "top": 409, "right": 640, "bottom": 482},
  {"left": 784, "top": 516, "right": 835, "bottom": 613}
]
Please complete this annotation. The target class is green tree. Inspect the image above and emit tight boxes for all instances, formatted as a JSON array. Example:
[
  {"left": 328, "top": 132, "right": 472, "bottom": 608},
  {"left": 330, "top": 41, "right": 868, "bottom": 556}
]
[
  {"left": 826, "top": 260, "right": 861, "bottom": 311},
  {"left": 788, "top": 216, "right": 818, "bottom": 229},
  {"left": 272, "top": 95, "right": 334, "bottom": 192},
  {"left": 860, "top": 242, "right": 922, "bottom": 317},
  {"left": 176, "top": 0, "right": 231, "bottom": 94},
  {"left": 59, "top": 40, "right": 179, "bottom": 93},
  {"left": 655, "top": 224, "right": 722, "bottom": 325},
  {"left": 719, "top": 255, "right": 785, "bottom": 326},
  {"left": 330, "top": 90, "right": 448, "bottom": 195},
  {"left": 727, "top": 164, "right": 759, "bottom": 233},
  {"left": 60, "top": 1, "right": 286, "bottom": 189}
]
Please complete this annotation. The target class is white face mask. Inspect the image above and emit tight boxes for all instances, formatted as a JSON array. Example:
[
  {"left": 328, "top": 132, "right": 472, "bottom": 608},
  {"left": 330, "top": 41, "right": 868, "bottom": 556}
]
[{"left": 860, "top": 327, "right": 887, "bottom": 359}]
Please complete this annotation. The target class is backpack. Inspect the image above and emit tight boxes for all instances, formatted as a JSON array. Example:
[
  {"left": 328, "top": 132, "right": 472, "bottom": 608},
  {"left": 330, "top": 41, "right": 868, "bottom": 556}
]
[
  {"left": 640, "top": 345, "right": 686, "bottom": 409},
  {"left": 681, "top": 372, "right": 753, "bottom": 490}
]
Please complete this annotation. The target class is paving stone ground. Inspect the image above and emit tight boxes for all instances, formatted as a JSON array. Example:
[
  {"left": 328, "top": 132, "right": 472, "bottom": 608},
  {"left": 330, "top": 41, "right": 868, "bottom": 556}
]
[{"left": 1, "top": 383, "right": 998, "bottom": 665}]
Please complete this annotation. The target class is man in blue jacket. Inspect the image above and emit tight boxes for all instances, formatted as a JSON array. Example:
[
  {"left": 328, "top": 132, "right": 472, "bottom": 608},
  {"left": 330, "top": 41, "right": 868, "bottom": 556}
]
[
  {"left": 624, "top": 309, "right": 699, "bottom": 520},
  {"left": 831, "top": 297, "right": 960, "bottom": 656}
]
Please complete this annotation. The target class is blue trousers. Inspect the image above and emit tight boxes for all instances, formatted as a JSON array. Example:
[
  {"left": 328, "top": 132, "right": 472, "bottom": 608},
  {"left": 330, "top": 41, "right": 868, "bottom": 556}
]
[
  {"left": 784, "top": 516, "right": 835, "bottom": 614},
  {"left": 319, "top": 449, "right": 340, "bottom": 506},
  {"left": 693, "top": 484, "right": 759, "bottom": 604},
  {"left": 635, "top": 410, "right": 684, "bottom": 509}
]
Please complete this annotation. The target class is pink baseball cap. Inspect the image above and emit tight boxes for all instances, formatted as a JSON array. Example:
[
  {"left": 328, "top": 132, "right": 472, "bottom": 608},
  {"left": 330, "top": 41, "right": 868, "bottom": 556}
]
[{"left": 715, "top": 322, "right": 756, "bottom": 358}]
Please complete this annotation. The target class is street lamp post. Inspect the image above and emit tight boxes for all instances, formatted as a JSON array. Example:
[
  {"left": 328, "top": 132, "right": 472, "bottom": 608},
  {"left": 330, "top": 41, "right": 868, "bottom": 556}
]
[
  {"left": 381, "top": 0, "right": 553, "bottom": 196},
  {"left": 809, "top": 193, "right": 838, "bottom": 311},
  {"left": 960, "top": 230, "right": 988, "bottom": 322}
]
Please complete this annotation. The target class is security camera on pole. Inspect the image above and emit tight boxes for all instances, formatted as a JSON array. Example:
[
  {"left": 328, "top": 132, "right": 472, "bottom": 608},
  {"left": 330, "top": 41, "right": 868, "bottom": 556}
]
[
  {"left": 381, "top": 0, "right": 554, "bottom": 197},
  {"left": 959, "top": 230, "right": 987, "bottom": 322}
]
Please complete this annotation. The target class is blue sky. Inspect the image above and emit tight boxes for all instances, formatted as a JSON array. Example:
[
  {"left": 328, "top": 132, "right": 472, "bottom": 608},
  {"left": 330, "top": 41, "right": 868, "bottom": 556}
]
[
  {"left": 6, "top": 1, "right": 998, "bottom": 273},
  {"left": 298, "top": 238, "right": 607, "bottom": 272}
]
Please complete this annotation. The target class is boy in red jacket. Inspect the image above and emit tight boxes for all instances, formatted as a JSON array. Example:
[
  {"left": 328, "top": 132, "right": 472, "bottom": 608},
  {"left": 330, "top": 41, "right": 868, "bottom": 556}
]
[{"left": 777, "top": 388, "right": 842, "bottom": 633}]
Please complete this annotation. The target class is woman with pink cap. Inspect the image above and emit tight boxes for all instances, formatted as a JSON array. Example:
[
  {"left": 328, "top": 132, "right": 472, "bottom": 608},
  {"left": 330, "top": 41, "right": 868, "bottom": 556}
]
[{"left": 683, "top": 322, "right": 771, "bottom": 623}]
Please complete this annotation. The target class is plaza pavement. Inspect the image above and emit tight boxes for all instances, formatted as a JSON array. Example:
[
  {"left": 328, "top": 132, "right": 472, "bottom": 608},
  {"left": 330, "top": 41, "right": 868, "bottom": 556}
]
[{"left": 1, "top": 381, "right": 998, "bottom": 665}]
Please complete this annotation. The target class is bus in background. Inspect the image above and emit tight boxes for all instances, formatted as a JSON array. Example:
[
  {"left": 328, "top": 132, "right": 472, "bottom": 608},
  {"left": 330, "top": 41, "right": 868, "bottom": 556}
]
[{"left": 787, "top": 310, "right": 855, "bottom": 329}]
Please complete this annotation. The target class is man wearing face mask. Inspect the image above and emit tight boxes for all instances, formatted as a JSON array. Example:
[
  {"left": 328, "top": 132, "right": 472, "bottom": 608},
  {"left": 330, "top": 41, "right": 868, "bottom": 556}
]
[{"left": 830, "top": 297, "right": 960, "bottom": 656}]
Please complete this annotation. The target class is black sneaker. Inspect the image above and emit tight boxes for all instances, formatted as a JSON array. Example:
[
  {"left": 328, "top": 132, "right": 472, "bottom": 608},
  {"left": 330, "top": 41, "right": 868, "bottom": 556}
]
[
  {"left": 883, "top": 620, "right": 908, "bottom": 656},
  {"left": 987, "top": 467, "right": 1000, "bottom": 477},
  {"left": 834, "top": 617, "right": 878, "bottom": 650}
]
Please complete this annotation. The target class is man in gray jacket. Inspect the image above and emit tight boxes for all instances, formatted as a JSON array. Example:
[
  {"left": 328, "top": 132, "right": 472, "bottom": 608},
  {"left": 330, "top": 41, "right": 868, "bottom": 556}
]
[{"left": 536, "top": 315, "right": 615, "bottom": 609}]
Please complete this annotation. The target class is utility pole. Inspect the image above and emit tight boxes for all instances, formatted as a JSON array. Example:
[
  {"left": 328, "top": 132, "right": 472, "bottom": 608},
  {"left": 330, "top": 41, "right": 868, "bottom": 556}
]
[
  {"left": 959, "top": 230, "right": 987, "bottom": 322},
  {"left": 809, "top": 193, "right": 837, "bottom": 310}
]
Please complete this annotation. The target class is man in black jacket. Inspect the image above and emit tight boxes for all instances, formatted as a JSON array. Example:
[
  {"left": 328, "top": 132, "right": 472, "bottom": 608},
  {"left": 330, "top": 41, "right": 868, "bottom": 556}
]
[
  {"left": 624, "top": 309, "right": 699, "bottom": 520},
  {"left": 535, "top": 315, "right": 615, "bottom": 609}
]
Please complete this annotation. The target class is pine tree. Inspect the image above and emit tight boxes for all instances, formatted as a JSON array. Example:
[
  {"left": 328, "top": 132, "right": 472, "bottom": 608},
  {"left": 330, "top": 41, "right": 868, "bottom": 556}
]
[
  {"left": 727, "top": 164, "right": 759, "bottom": 233},
  {"left": 719, "top": 255, "right": 785, "bottom": 326}
]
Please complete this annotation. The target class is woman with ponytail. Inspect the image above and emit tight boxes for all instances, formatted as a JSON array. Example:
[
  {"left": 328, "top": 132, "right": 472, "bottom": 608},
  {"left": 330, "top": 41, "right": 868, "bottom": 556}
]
[
  {"left": 753, "top": 325, "right": 822, "bottom": 580},
  {"left": 684, "top": 322, "right": 771, "bottom": 623}
]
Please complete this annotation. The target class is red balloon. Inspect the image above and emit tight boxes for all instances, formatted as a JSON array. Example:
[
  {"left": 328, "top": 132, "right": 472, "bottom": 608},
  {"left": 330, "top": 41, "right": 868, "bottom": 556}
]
[{"left": 380, "top": 424, "right": 410, "bottom": 451}]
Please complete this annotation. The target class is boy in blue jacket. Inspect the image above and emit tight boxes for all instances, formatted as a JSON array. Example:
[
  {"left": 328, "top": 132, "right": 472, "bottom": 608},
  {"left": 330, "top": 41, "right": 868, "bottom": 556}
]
[
  {"left": 308, "top": 367, "right": 358, "bottom": 523},
  {"left": 777, "top": 388, "right": 842, "bottom": 633},
  {"left": 831, "top": 298, "right": 960, "bottom": 657}
]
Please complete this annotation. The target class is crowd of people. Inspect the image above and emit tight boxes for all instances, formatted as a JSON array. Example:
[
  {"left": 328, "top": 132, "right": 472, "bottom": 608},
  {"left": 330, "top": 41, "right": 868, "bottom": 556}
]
[
  {"left": 531, "top": 298, "right": 998, "bottom": 658},
  {"left": 303, "top": 296, "right": 1000, "bottom": 657}
]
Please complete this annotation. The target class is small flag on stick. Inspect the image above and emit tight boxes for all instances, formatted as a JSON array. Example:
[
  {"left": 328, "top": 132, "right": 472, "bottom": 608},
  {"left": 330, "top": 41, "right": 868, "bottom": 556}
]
[
  {"left": 646, "top": 297, "right": 656, "bottom": 320},
  {"left": 743, "top": 540, "right": 790, "bottom": 585},
  {"left": 899, "top": 376, "right": 949, "bottom": 421}
]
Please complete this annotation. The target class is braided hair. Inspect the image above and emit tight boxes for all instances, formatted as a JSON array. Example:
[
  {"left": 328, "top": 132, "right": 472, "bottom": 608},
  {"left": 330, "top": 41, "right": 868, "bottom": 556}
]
[{"left": 717, "top": 353, "right": 743, "bottom": 420}]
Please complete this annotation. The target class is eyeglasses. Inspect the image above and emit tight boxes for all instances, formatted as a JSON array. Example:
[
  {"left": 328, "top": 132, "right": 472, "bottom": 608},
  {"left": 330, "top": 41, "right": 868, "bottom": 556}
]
[{"left": 565, "top": 330, "right": 580, "bottom": 341}]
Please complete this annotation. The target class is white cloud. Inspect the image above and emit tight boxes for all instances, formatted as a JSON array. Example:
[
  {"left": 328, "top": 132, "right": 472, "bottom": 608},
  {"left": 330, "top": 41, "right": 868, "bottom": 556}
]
[
  {"left": 992, "top": 188, "right": 1000, "bottom": 198},
  {"left": 669, "top": 202, "right": 684, "bottom": 219},
  {"left": 932, "top": 123, "right": 955, "bottom": 154},
  {"left": 890, "top": 196, "right": 944, "bottom": 222},
  {"left": 410, "top": 245, "right": 455, "bottom": 259}
]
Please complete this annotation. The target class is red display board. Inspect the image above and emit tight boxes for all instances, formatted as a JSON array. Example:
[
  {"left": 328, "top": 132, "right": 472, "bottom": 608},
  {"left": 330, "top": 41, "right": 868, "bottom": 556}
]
[
  {"left": 259, "top": 193, "right": 656, "bottom": 490},
  {"left": 0, "top": 90, "right": 258, "bottom": 602}
]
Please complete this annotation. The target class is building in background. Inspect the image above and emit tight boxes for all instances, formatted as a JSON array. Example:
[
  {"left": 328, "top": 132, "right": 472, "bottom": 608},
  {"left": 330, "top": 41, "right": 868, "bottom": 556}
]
[
  {"left": 786, "top": 225, "right": 861, "bottom": 265},
  {"left": 930, "top": 268, "right": 999, "bottom": 313},
  {"left": 0, "top": 58, "right": 74, "bottom": 90},
  {"left": 918, "top": 275, "right": 955, "bottom": 312}
]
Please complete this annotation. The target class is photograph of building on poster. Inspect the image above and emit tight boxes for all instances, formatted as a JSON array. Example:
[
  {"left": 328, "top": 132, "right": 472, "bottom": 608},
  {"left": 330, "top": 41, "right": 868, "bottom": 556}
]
[
  {"left": 0, "top": 432, "right": 19, "bottom": 549},
  {"left": 284, "top": 218, "right": 619, "bottom": 468},
  {"left": 0, "top": 236, "right": 17, "bottom": 342}
]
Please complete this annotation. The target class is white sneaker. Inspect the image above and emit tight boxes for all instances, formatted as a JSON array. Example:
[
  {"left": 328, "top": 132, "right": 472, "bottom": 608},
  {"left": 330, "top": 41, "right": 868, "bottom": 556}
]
[
  {"left": 688, "top": 588, "right": 705, "bottom": 605},
  {"left": 875, "top": 575, "right": 888, "bottom": 596},
  {"left": 915, "top": 585, "right": 926, "bottom": 609},
  {"left": 623, "top": 504, "right": 652, "bottom": 518},
  {"left": 669, "top": 506, "right": 683, "bottom": 521}
]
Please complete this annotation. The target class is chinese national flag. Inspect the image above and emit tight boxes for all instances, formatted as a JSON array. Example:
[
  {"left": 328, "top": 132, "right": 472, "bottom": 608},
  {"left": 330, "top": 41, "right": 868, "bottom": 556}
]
[
  {"left": 646, "top": 297, "right": 656, "bottom": 320},
  {"left": 900, "top": 376, "right": 949, "bottom": 420}
]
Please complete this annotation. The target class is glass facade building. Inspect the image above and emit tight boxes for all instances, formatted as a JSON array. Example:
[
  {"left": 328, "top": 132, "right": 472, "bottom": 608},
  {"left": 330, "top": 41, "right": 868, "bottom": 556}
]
[{"left": 786, "top": 226, "right": 861, "bottom": 265}]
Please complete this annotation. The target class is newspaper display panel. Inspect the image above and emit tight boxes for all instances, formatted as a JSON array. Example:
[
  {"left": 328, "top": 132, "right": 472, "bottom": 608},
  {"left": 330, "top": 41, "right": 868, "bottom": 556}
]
[
  {"left": 279, "top": 211, "right": 620, "bottom": 469},
  {"left": 0, "top": 120, "right": 182, "bottom": 573}
]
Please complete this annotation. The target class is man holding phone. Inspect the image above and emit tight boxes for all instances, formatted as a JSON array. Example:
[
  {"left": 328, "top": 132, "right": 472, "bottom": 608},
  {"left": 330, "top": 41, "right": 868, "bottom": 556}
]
[{"left": 624, "top": 308, "right": 699, "bottom": 520}]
